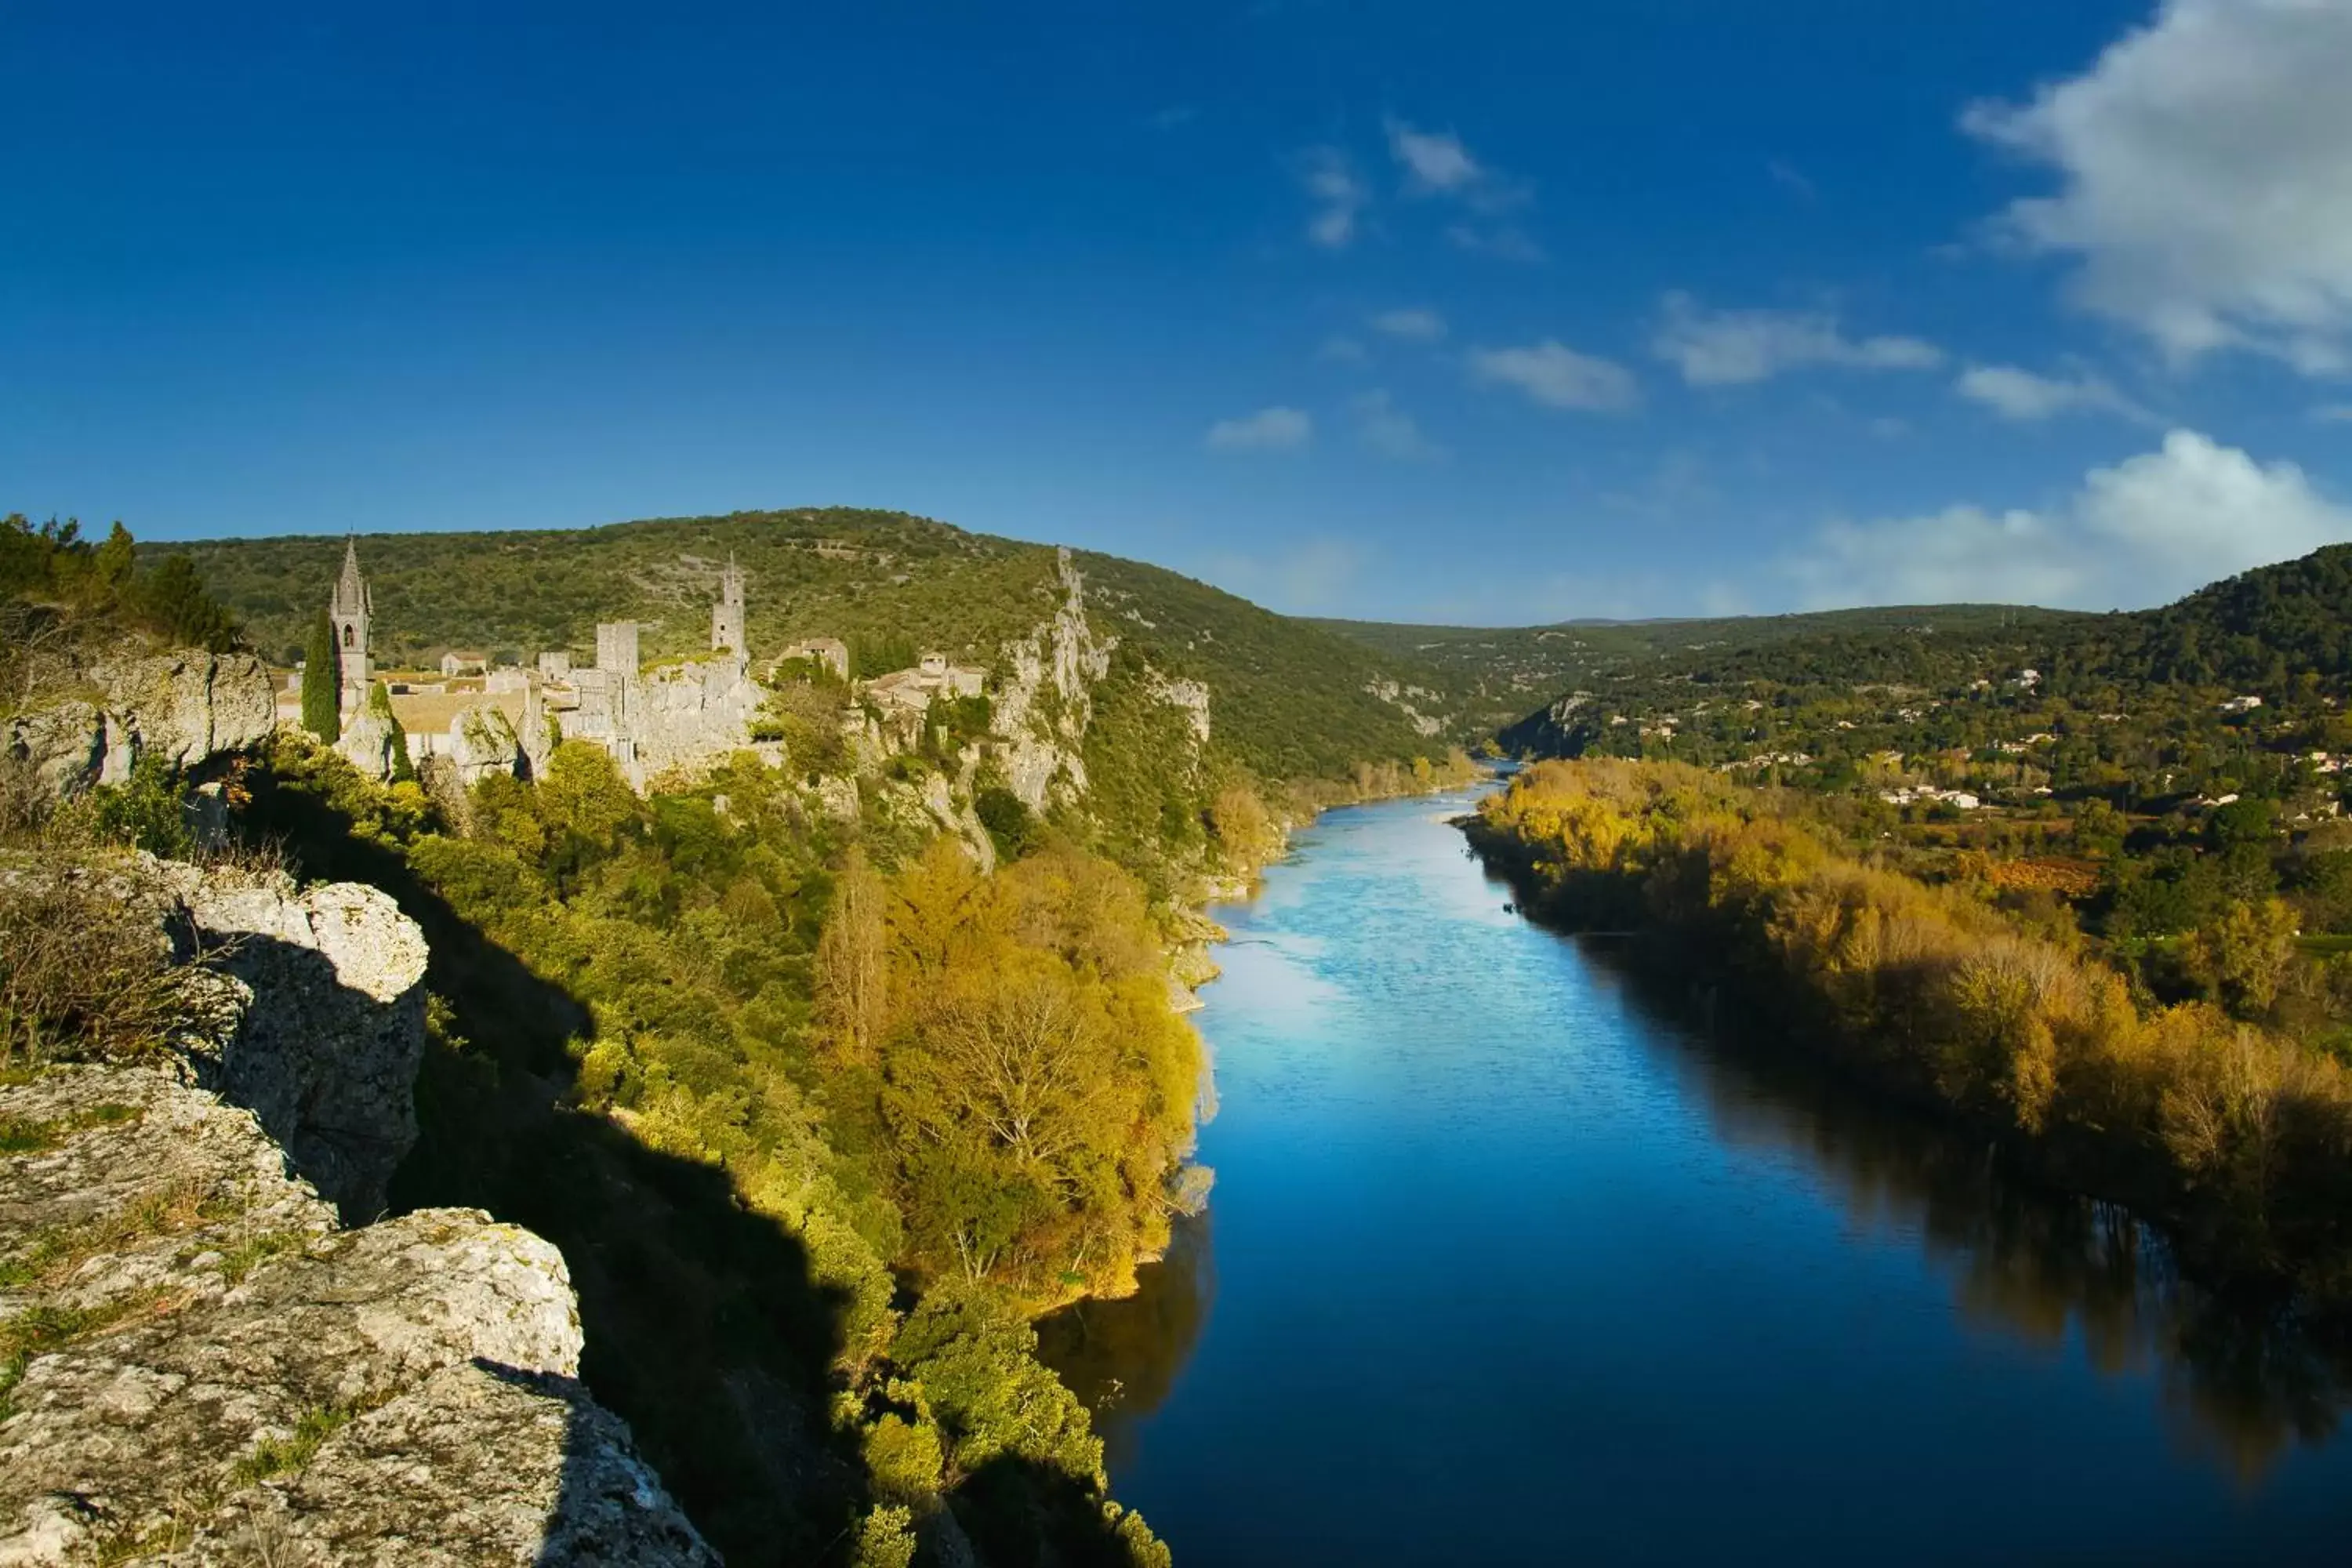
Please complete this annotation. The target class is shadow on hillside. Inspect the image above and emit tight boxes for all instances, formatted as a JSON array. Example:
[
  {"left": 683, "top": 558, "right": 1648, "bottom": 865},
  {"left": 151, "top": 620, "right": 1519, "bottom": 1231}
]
[{"left": 246, "top": 773, "right": 862, "bottom": 1565}]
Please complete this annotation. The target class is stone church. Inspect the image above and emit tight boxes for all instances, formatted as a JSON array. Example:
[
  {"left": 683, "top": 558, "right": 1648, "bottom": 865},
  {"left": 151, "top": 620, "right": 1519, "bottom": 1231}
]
[{"left": 317, "top": 542, "right": 768, "bottom": 791}]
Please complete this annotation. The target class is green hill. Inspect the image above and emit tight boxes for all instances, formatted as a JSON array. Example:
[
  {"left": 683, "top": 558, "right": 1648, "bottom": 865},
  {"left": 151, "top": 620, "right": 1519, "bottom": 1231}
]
[
  {"left": 151, "top": 507, "right": 1469, "bottom": 790},
  {"left": 1317, "top": 604, "right": 2095, "bottom": 739},
  {"left": 2053, "top": 545, "right": 2352, "bottom": 694}
]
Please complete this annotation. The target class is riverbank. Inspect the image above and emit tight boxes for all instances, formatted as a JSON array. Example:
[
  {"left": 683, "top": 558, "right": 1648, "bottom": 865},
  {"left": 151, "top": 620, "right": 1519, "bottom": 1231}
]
[
  {"left": 1160, "top": 751, "right": 1490, "bottom": 1018},
  {"left": 1461, "top": 759, "right": 2352, "bottom": 1334},
  {"left": 1042, "top": 786, "right": 2352, "bottom": 1564}
]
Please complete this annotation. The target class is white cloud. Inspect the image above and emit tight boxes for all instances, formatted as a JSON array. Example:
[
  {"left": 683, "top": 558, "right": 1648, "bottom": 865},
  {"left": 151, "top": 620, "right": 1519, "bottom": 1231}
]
[
  {"left": 1962, "top": 0, "right": 2352, "bottom": 371},
  {"left": 1351, "top": 390, "right": 1446, "bottom": 461},
  {"left": 1468, "top": 339, "right": 1639, "bottom": 412},
  {"left": 1384, "top": 117, "right": 1483, "bottom": 194},
  {"left": 2313, "top": 404, "right": 2352, "bottom": 424},
  {"left": 1298, "top": 147, "right": 1367, "bottom": 249},
  {"left": 1651, "top": 293, "right": 1944, "bottom": 385},
  {"left": 1956, "top": 364, "right": 2151, "bottom": 423},
  {"left": 1370, "top": 307, "right": 1446, "bottom": 342},
  {"left": 1205, "top": 406, "right": 1313, "bottom": 453},
  {"left": 1784, "top": 430, "right": 2352, "bottom": 610}
]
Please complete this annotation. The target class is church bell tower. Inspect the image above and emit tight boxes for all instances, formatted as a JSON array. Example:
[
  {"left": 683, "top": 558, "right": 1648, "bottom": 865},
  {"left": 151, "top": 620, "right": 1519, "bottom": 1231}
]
[{"left": 328, "top": 536, "right": 373, "bottom": 713}]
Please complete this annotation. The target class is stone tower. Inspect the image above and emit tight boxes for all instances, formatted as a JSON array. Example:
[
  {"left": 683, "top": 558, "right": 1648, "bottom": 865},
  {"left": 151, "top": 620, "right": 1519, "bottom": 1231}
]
[
  {"left": 595, "top": 621, "right": 640, "bottom": 678},
  {"left": 328, "top": 536, "right": 372, "bottom": 713},
  {"left": 710, "top": 553, "right": 746, "bottom": 659}
]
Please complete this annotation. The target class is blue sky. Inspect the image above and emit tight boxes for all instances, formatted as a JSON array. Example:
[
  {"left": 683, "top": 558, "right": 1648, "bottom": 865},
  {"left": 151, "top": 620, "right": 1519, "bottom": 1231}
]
[{"left": 6, "top": 1, "right": 2350, "bottom": 622}]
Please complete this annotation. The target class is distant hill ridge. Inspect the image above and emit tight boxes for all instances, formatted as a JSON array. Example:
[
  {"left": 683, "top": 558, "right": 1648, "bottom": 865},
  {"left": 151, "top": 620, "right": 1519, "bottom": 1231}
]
[{"left": 153, "top": 507, "right": 1472, "bottom": 790}]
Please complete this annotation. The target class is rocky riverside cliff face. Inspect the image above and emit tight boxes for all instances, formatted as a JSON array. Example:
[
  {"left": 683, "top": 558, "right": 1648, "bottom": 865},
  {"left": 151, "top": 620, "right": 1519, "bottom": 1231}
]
[
  {"left": 2, "top": 651, "right": 274, "bottom": 800},
  {"left": 0, "top": 864, "right": 715, "bottom": 1566}
]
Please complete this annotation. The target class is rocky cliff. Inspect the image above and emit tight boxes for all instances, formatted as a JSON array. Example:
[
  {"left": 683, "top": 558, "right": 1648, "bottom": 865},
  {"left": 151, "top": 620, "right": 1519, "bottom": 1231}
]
[
  {"left": 0, "top": 863, "right": 715, "bottom": 1566},
  {"left": 3, "top": 651, "right": 274, "bottom": 800}
]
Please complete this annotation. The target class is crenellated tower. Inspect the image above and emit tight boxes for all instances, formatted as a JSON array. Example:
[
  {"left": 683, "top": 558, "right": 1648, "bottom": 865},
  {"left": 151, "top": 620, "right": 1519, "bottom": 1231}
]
[
  {"left": 710, "top": 552, "right": 746, "bottom": 659},
  {"left": 328, "top": 536, "right": 373, "bottom": 713}
]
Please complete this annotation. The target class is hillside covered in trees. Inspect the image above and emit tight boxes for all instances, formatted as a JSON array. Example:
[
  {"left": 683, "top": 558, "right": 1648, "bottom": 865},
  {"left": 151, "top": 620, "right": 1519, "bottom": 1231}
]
[{"left": 150, "top": 509, "right": 1472, "bottom": 789}]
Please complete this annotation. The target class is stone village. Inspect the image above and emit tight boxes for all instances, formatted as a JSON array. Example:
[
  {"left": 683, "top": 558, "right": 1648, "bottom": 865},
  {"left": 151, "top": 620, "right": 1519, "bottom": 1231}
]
[{"left": 296, "top": 539, "right": 996, "bottom": 794}]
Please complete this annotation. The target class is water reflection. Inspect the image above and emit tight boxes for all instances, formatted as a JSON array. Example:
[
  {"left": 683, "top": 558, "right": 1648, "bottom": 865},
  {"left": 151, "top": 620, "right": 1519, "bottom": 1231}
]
[
  {"left": 1036, "top": 1214, "right": 1215, "bottom": 1472},
  {"left": 1044, "top": 859, "right": 2352, "bottom": 1494},
  {"left": 1589, "top": 940, "right": 2352, "bottom": 1487}
]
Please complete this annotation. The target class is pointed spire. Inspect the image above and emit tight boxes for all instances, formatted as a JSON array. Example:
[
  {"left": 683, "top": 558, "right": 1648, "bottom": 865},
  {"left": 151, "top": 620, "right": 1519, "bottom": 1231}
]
[{"left": 332, "top": 534, "right": 370, "bottom": 616}]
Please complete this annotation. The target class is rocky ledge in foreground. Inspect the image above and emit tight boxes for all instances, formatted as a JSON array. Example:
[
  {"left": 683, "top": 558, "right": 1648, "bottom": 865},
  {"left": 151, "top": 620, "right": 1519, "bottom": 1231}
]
[{"left": 0, "top": 867, "right": 717, "bottom": 1566}]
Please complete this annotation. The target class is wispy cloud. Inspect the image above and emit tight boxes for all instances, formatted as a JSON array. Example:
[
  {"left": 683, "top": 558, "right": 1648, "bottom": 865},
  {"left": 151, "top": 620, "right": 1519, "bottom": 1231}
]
[
  {"left": 1298, "top": 147, "right": 1367, "bottom": 249},
  {"left": 1956, "top": 364, "right": 2152, "bottom": 423},
  {"left": 1205, "top": 406, "right": 1313, "bottom": 453},
  {"left": 2313, "top": 404, "right": 2352, "bottom": 425},
  {"left": 1351, "top": 390, "right": 1446, "bottom": 461},
  {"left": 1147, "top": 105, "right": 1199, "bottom": 132},
  {"left": 1468, "top": 339, "right": 1639, "bottom": 412},
  {"left": 1651, "top": 292, "right": 1944, "bottom": 386},
  {"left": 1383, "top": 115, "right": 1532, "bottom": 229},
  {"left": 1384, "top": 117, "right": 1483, "bottom": 194},
  {"left": 1370, "top": 307, "right": 1446, "bottom": 342}
]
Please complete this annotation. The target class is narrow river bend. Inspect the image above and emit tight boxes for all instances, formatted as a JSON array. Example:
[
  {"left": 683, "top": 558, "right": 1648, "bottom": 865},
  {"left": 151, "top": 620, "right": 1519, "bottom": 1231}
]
[{"left": 1040, "top": 787, "right": 2352, "bottom": 1565}]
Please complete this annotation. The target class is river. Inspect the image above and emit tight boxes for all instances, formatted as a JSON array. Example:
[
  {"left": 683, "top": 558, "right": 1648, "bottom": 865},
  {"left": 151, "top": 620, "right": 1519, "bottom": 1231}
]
[{"left": 1038, "top": 786, "right": 2352, "bottom": 1564}]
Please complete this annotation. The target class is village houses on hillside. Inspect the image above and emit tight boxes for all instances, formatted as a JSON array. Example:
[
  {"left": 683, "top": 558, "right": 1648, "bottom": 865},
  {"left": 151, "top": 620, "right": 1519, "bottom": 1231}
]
[{"left": 291, "top": 543, "right": 999, "bottom": 790}]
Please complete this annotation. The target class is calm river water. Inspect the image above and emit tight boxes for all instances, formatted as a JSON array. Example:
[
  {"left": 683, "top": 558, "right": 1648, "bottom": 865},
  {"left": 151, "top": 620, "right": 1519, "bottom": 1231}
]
[{"left": 1039, "top": 786, "right": 2352, "bottom": 1565}]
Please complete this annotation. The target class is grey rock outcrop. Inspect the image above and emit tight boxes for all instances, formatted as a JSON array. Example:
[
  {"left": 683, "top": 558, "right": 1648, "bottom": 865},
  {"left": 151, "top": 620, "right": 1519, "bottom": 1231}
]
[
  {"left": 0, "top": 1066, "right": 713, "bottom": 1567},
  {"left": 335, "top": 700, "right": 400, "bottom": 782},
  {"left": 0, "top": 869, "right": 716, "bottom": 1566},
  {"left": 93, "top": 652, "right": 276, "bottom": 779},
  {"left": 450, "top": 702, "right": 524, "bottom": 786},
  {"left": 172, "top": 873, "right": 431, "bottom": 1221},
  {"left": 990, "top": 550, "right": 1113, "bottom": 813},
  {"left": 3, "top": 652, "right": 273, "bottom": 800}
]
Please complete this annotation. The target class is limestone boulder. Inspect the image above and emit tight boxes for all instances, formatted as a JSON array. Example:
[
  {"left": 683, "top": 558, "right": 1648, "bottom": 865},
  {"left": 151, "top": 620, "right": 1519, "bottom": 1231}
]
[
  {"left": 94, "top": 652, "right": 276, "bottom": 779},
  {"left": 172, "top": 873, "right": 431, "bottom": 1221},
  {"left": 335, "top": 702, "right": 399, "bottom": 782},
  {"left": 0, "top": 932, "right": 713, "bottom": 1564},
  {"left": 449, "top": 703, "right": 522, "bottom": 786},
  {"left": 3, "top": 652, "right": 272, "bottom": 800}
]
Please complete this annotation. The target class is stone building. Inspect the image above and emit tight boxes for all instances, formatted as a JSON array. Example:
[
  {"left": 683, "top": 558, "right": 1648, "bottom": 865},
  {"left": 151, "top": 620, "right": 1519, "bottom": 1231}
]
[
  {"left": 865, "top": 652, "right": 985, "bottom": 717},
  {"left": 781, "top": 637, "right": 850, "bottom": 681},
  {"left": 711, "top": 554, "right": 746, "bottom": 658},
  {"left": 328, "top": 538, "right": 372, "bottom": 718},
  {"left": 310, "top": 546, "right": 768, "bottom": 793}
]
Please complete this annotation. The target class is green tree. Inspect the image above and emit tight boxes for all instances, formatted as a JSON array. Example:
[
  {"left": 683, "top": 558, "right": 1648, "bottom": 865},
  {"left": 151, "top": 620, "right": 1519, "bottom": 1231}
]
[
  {"left": 302, "top": 612, "right": 340, "bottom": 742},
  {"left": 816, "top": 844, "right": 888, "bottom": 1064},
  {"left": 129, "top": 554, "right": 239, "bottom": 651}
]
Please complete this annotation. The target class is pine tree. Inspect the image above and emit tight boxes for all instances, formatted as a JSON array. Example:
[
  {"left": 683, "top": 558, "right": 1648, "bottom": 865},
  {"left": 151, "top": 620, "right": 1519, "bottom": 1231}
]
[{"left": 302, "top": 611, "right": 340, "bottom": 742}]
